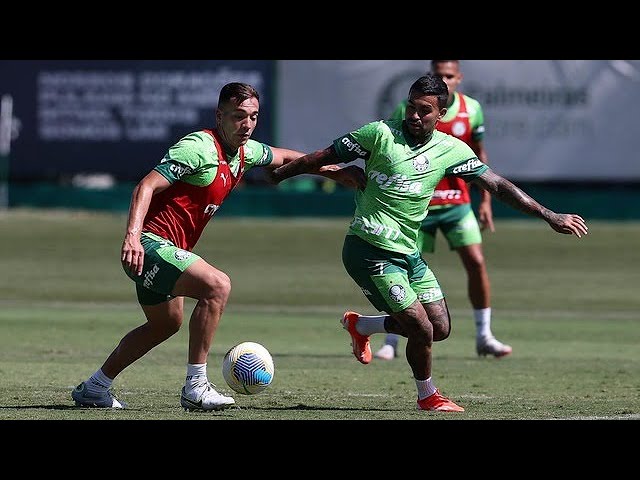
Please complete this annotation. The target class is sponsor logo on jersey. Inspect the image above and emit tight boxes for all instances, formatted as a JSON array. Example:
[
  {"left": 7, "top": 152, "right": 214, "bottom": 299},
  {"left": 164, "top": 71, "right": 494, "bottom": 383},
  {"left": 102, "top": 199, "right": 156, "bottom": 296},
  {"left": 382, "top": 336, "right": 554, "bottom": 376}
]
[
  {"left": 143, "top": 264, "right": 160, "bottom": 288},
  {"left": 350, "top": 216, "right": 401, "bottom": 240},
  {"left": 418, "top": 288, "right": 442, "bottom": 303},
  {"left": 452, "top": 158, "right": 483, "bottom": 175},
  {"left": 204, "top": 204, "right": 220, "bottom": 216},
  {"left": 369, "top": 170, "right": 423, "bottom": 194},
  {"left": 389, "top": 284, "right": 406, "bottom": 303},
  {"left": 433, "top": 189, "right": 462, "bottom": 200},
  {"left": 169, "top": 163, "right": 194, "bottom": 178},
  {"left": 341, "top": 137, "right": 368, "bottom": 158},
  {"left": 174, "top": 250, "right": 192, "bottom": 262},
  {"left": 413, "top": 154, "right": 429, "bottom": 173}
]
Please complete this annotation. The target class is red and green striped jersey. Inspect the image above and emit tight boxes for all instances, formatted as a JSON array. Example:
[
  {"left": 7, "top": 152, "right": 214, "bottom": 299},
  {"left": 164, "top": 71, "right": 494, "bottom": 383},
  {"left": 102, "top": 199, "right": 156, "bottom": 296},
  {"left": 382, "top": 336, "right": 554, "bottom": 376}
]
[{"left": 143, "top": 129, "right": 273, "bottom": 250}]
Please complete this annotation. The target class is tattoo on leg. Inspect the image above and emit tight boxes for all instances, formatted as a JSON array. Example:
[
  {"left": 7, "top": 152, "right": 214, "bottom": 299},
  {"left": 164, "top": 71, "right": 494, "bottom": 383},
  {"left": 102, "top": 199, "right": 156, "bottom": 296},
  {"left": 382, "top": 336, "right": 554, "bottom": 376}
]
[{"left": 423, "top": 299, "right": 452, "bottom": 341}]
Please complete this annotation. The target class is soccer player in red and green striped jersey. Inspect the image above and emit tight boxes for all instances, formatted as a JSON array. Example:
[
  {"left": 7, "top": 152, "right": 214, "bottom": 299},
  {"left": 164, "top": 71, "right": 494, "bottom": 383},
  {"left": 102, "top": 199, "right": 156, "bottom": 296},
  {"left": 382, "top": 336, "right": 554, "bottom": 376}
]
[
  {"left": 271, "top": 73, "right": 588, "bottom": 412},
  {"left": 71, "top": 82, "right": 365, "bottom": 411}
]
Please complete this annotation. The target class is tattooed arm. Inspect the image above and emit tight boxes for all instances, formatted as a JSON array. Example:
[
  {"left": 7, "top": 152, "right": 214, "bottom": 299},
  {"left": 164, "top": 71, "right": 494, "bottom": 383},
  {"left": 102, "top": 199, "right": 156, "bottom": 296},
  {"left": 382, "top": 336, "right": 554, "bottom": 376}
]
[
  {"left": 471, "top": 169, "right": 589, "bottom": 238},
  {"left": 271, "top": 146, "right": 340, "bottom": 183}
]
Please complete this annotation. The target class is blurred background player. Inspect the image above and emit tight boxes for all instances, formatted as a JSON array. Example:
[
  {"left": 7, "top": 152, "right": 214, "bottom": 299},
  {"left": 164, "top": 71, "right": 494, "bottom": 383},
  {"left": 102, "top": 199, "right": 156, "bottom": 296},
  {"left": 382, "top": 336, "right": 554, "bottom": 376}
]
[{"left": 375, "top": 60, "right": 512, "bottom": 361}]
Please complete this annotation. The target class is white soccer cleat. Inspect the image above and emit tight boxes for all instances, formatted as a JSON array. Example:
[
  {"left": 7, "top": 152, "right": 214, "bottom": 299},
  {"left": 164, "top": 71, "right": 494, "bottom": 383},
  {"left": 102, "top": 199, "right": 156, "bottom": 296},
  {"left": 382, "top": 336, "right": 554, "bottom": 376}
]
[
  {"left": 71, "top": 381, "right": 127, "bottom": 409},
  {"left": 374, "top": 344, "right": 397, "bottom": 361},
  {"left": 180, "top": 382, "right": 235, "bottom": 411},
  {"left": 476, "top": 336, "right": 513, "bottom": 358}
]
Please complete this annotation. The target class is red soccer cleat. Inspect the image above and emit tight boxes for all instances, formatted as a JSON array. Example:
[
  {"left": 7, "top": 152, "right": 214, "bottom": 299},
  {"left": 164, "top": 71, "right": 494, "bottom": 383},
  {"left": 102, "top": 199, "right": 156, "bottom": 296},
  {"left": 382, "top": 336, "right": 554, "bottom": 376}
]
[
  {"left": 417, "top": 389, "right": 465, "bottom": 412},
  {"left": 340, "top": 311, "right": 372, "bottom": 364}
]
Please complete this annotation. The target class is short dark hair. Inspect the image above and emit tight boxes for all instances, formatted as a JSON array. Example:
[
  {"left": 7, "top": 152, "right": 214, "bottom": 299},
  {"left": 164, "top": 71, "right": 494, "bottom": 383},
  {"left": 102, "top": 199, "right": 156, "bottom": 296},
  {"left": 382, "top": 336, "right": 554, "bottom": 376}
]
[
  {"left": 430, "top": 59, "right": 460, "bottom": 70},
  {"left": 409, "top": 73, "right": 449, "bottom": 109},
  {"left": 218, "top": 82, "right": 259, "bottom": 108}
]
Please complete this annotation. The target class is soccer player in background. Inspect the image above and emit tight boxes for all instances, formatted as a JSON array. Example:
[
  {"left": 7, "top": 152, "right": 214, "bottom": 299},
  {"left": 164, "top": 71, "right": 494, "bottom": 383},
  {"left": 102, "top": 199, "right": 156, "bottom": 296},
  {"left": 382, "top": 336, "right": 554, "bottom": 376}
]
[
  {"left": 71, "top": 82, "right": 365, "bottom": 411},
  {"left": 270, "top": 73, "right": 588, "bottom": 412},
  {"left": 375, "top": 60, "right": 511, "bottom": 361}
]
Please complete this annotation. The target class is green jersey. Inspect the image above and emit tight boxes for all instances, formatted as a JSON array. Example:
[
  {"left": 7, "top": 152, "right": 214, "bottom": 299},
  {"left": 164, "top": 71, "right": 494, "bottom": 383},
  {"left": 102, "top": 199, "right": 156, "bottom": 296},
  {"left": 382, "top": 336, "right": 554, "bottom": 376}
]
[
  {"left": 158, "top": 131, "right": 273, "bottom": 186},
  {"left": 332, "top": 119, "right": 488, "bottom": 254}
]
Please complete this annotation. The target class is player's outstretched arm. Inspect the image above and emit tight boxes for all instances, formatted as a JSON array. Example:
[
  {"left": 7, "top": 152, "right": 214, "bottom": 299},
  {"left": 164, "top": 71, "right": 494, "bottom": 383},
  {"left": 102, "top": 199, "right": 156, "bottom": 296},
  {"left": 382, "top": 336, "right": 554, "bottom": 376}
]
[
  {"left": 472, "top": 169, "right": 589, "bottom": 238},
  {"left": 271, "top": 146, "right": 340, "bottom": 183},
  {"left": 269, "top": 147, "right": 307, "bottom": 168},
  {"left": 269, "top": 146, "right": 364, "bottom": 189},
  {"left": 317, "top": 164, "right": 366, "bottom": 190}
]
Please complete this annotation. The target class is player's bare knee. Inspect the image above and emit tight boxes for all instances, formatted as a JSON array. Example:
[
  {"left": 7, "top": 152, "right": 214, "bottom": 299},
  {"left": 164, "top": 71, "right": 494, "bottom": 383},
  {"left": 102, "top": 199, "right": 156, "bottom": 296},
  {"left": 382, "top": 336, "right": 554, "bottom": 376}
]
[
  {"left": 163, "top": 313, "right": 182, "bottom": 335},
  {"left": 143, "top": 318, "right": 181, "bottom": 344},
  {"left": 433, "top": 325, "right": 451, "bottom": 342},
  {"left": 142, "top": 303, "right": 183, "bottom": 337},
  {"left": 204, "top": 271, "right": 232, "bottom": 303},
  {"left": 403, "top": 319, "right": 433, "bottom": 344},
  {"left": 407, "top": 329, "right": 433, "bottom": 348},
  {"left": 423, "top": 299, "right": 452, "bottom": 341},
  {"left": 431, "top": 315, "right": 451, "bottom": 341},
  {"left": 464, "top": 253, "right": 485, "bottom": 272}
]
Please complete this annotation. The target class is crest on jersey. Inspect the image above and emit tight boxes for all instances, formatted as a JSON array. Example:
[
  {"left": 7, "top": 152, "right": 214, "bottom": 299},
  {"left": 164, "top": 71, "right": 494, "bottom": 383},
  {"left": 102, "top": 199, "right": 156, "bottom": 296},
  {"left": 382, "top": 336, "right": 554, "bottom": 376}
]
[
  {"left": 413, "top": 154, "right": 429, "bottom": 173},
  {"left": 452, "top": 121, "right": 467, "bottom": 137}
]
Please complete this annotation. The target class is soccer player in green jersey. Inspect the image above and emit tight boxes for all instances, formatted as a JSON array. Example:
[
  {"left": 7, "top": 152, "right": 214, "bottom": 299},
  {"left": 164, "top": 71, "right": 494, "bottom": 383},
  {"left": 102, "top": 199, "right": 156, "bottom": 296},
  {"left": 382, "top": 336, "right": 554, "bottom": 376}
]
[
  {"left": 376, "top": 60, "right": 511, "bottom": 361},
  {"left": 271, "top": 73, "right": 588, "bottom": 412},
  {"left": 71, "top": 82, "right": 365, "bottom": 411}
]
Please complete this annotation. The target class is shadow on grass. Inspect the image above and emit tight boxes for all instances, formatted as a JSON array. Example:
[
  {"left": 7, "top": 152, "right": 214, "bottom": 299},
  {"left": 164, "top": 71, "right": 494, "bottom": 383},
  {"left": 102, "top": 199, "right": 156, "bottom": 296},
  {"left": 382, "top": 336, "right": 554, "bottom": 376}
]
[
  {"left": 233, "top": 404, "right": 400, "bottom": 412},
  {"left": 0, "top": 404, "right": 85, "bottom": 410},
  {"left": 271, "top": 353, "right": 359, "bottom": 359},
  {"left": 0, "top": 404, "right": 401, "bottom": 413}
]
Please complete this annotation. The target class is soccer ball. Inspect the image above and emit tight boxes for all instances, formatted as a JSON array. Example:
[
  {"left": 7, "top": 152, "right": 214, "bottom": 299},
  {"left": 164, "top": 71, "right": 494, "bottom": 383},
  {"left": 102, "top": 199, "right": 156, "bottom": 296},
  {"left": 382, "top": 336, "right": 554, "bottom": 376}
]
[{"left": 222, "top": 341, "right": 274, "bottom": 395}]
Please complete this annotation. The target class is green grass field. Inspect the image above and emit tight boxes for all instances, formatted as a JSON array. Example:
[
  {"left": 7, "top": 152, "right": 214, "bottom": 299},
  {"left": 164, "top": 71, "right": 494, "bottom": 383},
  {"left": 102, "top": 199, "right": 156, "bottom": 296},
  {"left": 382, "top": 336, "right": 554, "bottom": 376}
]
[{"left": 0, "top": 209, "right": 638, "bottom": 420}]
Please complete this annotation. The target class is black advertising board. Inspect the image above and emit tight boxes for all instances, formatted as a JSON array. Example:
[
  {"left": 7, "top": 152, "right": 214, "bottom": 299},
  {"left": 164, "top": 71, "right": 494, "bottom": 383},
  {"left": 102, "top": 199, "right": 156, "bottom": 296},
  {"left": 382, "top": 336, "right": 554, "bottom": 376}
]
[{"left": 0, "top": 60, "right": 275, "bottom": 182}]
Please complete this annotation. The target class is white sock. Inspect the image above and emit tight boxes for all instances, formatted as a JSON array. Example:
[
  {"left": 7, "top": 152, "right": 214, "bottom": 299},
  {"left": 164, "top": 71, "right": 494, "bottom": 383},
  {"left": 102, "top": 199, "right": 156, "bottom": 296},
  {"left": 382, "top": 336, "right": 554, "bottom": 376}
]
[
  {"left": 383, "top": 333, "right": 400, "bottom": 349},
  {"left": 87, "top": 368, "right": 113, "bottom": 394},
  {"left": 415, "top": 377, "right": 437, "bottom": 400},
  {"left": 474, "top": 307, "right": 492, "bottom": 340},
  {"left": 186, "top": 363, "right": 207, "bottom": 389},
  {"left": 355, "top": 314, "right": 388, "bottom": 336}
]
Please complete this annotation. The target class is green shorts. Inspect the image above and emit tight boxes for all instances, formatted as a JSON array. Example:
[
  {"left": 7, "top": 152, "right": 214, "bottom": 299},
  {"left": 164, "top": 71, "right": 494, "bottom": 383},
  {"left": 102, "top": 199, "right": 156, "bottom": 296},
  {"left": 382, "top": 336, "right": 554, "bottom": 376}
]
[
  {"left": 122, "top": 232, "right": 200, "bottom": 306},
  {"left": 342, "top": 234, "right": 444, "bottom": 314},
  {"left": 418, "top": 203, "right": 482, "bottom": 253}
]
